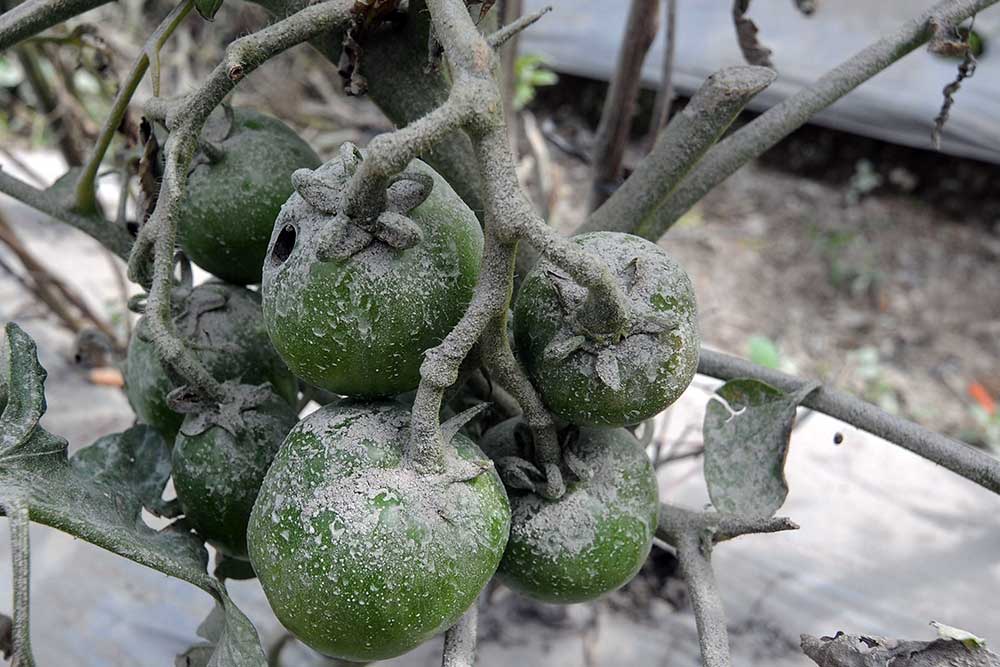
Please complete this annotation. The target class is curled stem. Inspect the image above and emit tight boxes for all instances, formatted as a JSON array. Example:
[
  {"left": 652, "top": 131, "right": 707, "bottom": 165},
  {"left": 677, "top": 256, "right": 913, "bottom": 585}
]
[
  {"left": 74, "top": 0, "right": 194, "bottom": 214},
  {"left": 126, "top": 0, "right": 354, "bottom": 401},
  {"left": 393, "top": 0, "right": 629, "bottom": 481}
]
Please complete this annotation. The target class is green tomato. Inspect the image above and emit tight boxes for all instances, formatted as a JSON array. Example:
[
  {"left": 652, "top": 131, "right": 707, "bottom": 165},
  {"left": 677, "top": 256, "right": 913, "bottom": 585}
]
[
  {"left": 248, "top": 402, "right": 509, "bottom": 662},
  {"left": 481, "top": 417, "right": 659, "bottom": 603},
  {"left": 261, "top": 151, "right": 483, "bottom": 398},
  {"left": 513, "top": 231, "right": 699, "bottom": 426},
  {"left": 177, "top": 108, "right": 321, "bottom": 285},
  {"left": 172, "top": 388, "right": 298, "bottom": 559},
  {"left": 124, "top": 282, "right": 298, "bottom": 440}
]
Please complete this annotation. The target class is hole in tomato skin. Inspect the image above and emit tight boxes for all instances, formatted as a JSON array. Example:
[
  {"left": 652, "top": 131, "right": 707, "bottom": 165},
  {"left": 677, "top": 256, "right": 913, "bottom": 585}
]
[{"left": 272, "top": 224, "right": 297, "bottom": 265}]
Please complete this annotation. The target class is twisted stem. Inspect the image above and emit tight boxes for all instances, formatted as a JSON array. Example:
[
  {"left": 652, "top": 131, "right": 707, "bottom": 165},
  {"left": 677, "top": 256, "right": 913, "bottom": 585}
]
[
  {"left": 126, "top": 0, "right": 354, "bottom": 402},
  {"left": 73, "top": 0, "right": 194, "bottom": 214}
]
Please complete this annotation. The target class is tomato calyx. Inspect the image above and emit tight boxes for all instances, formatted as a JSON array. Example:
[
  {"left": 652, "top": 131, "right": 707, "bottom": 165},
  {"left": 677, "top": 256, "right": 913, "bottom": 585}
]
[
  {"left": 286, "top": 142, "right": 434, "bottom": 261},
  {"left": 491, "top": 421, "right": 589, "bottom": 496},
  {"left": 407, "top": 402, "right": 495, "bottom": 482},
  {"left": 167, "top": 381, "right": 279, "bottom": 437},
  {"left": 542, "top": 258, "right": 680, "bottom": 391}
]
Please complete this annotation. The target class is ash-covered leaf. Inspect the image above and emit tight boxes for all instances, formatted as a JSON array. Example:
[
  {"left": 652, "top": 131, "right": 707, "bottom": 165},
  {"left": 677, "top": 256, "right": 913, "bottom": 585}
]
[
  {"left": 594, "top": 348, "right": 622, "bottom": 391},
  {"left": 802, "top": 631, "right": 1000, "bottom": 667},
  {"left": 703, "top": 378, "right": 819, "bottom": 517},
  {"left": 0, "top": 323, "right": 266, "bottom": 667},
  {"left": 543, "top": 335, "right": 586, "bottom": 363},
  {"left": 176, "top": 596, "right": 262, "bottom": 667},
  {"left": 931, "top": 621, "right": 987, "bottom": 649},
  {"left": 69, "top": 424, "right": 173, "bottom": 517}
]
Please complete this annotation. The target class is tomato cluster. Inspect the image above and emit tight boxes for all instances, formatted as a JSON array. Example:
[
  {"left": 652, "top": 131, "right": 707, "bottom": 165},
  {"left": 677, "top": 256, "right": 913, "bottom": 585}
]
[{"left": 125, "top": 127, "right": 698, "bottom": 660}]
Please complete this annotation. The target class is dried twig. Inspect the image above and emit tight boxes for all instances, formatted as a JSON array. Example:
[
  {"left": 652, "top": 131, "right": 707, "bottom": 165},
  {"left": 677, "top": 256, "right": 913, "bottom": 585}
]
[
  {"left": 732, "top": 0, "right": 773, "bottom": 68},
  {"left": 931, "top": 16, "right": 978, "bottom": 149},
  {"left": 644, "top": 0, "right": 678, "bottom": 153},
  {"left": 581, "top": 65, "right": 775, "bottom": 236},
  {"left": 588, "top": 0, "right": 660, "bottom": 210}
]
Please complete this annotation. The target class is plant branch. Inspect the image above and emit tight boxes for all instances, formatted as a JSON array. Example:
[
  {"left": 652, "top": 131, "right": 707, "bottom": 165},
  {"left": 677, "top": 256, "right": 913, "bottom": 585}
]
[
  {"left": 581, "top": 65, "right": 775, "bottom": 237},
  {"left": 645, "top": 0, "right": 1000, "bottom": 236},
  {"left": 335, "top": 0, "right": 628, "bottom": 485},
  {"left": 588, "top": 0, "right": 659, "bottom": 211},
  {"left": 654, "top": 503, "right": 798, "bottom": 667},
  {"left": 126, "top": 0, "right": 354, "bottom": 403},
  {"left": 656, "top": 502, "right": 799, "bottom": 545},
  {"left": 486, "top": 5, "right": 549, "bottom": 49},
  {"left": 1, "top": 498, "right": 35, "bottom": 667},
  {"left": 643, "top": 0, "right": 678, "bottom": 154},
  {"left": 441, "top": 604, "right": 478, "bottom": 667},
  {"left": 0, "top": 0, "right": 112, "bottom": 52},
  {"left": 698, "top": 348, "right": 1000, "bottom": 495},
  {"left": 74, "top": 0, "right": 194, "bottom": 214},
  {"left": 675, "top": 535, "right": 729, "bottom": 667},
  {"left": 0, "top": 169, "right": 133, "bottom": 259}
]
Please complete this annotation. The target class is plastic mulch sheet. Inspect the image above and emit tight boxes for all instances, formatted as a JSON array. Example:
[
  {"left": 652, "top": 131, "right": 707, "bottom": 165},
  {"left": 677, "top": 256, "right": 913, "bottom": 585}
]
[{"left": 520, "top": 0, "right": 1000, "bottom": 164}]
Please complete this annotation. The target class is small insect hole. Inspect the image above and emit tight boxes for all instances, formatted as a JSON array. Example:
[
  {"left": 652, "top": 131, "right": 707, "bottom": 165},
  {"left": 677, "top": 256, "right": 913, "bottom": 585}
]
[{"left": 272, "top": 224, "right": 297, "bottom": 265}]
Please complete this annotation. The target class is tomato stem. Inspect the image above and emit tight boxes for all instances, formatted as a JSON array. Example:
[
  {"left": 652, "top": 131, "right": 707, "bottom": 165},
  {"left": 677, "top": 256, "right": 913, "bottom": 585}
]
[{"left": 73, "top": 0, "right": 195, "bottom": 215}]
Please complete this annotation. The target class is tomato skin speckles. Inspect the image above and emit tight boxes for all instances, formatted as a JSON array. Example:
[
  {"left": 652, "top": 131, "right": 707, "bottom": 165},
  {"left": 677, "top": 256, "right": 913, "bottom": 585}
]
[
  {"left": 248, "top": 402, "right": 510, "bottom": 662},
  {"left": 124, "top": 282, "right": 298, "bottom": 441},
  {"left": 513, "top": 232, "right": 699, "bottom": 427},
  {"left": 178, "top": 108, "right": 321, "bottom": 286},
  {"left": 261, "top": 153, "right": 483, "bottom": 398},
  {"left": 481, "top": 418, "right": 659, "bottom": 604},
  {"left": 172, "top": 390, "right": 297, "bottom": 560}
]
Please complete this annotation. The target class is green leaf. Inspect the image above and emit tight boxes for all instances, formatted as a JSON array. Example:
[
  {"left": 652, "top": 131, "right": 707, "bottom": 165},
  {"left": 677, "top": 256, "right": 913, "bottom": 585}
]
[
  {"left": 931, "top": 621, "right": 987, "bottom": 649},
  {"left": 0, "top": 323, "right": 266, "bottom": 666},
  {"left": 194, "top": 0, "right": 224, "bottom": 20},
  {"left": 703, "top": 378, "right": 820, "bottom": 518}
]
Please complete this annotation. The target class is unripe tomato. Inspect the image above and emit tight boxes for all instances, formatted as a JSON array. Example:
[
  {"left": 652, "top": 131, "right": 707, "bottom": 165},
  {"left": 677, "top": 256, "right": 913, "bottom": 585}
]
[
  {"left": 481, "top": 417, "right": 659, "bottom": 603},
  {"left": 261, "top": 151, "right": 483, "bottom": 398},
  {"left": 172, "top": 386, "right": 298, "bottom": 559},
  {"left": 177, "top": 108, "right": 321, "bottom": 285},
  {"left": 513, "top": 232, "right": 699, "bottom": 426},
  {"left": 124, "top": 282, "right": 298, "bottom": 439},
  {"left": 248, "top": 402, "right": 509, "bottom": 662}
]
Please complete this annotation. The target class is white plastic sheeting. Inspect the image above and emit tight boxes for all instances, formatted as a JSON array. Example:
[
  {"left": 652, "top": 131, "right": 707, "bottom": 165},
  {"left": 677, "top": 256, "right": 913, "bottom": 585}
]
[{"left": 519, "top": 0, "right": 1000, "bottom": 164}]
